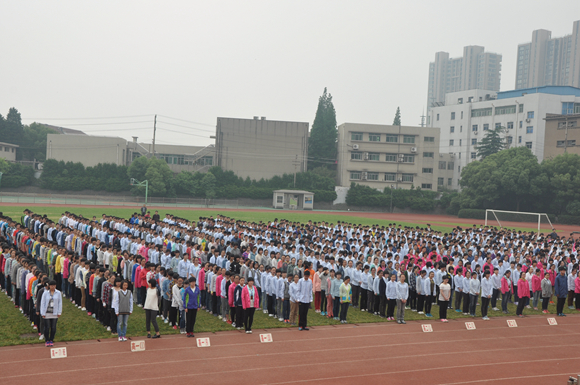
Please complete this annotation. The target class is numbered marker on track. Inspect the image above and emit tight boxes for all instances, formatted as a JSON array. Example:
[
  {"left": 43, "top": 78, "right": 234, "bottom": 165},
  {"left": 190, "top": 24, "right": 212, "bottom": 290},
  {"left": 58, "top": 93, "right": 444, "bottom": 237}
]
[
  {"left": 50, "top": 347, "right": 67, "bottom": 359},
  {"left": 507, "top": 319, "right": 518, "bottom": 328},
  {"left": 197, "top": 337, "right": 211, "bottom": 347},
  {"left": 547, "top": 318, "right": 557, "bottom": 326},
  {"left": 260, "top": 333, "right": 273, "bottom": 343},
  {"left": 131, "top": 341, "right": 146, "bottom": 352},
  {"left": 465, "top": 322, "right": 476, "bottom": 330},
  {"left": 421, "top": 324, "right": 433, "bottom": 333}
]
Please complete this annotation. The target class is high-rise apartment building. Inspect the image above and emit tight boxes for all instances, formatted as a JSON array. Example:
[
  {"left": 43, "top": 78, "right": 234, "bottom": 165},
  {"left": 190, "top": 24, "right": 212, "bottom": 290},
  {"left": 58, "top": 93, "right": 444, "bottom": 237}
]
[
  {"left": 427, "top": 46, "right": 502, "bottom": 110},
  {"left": 515, "top": 20, "right": 580, "bottom": 89}
]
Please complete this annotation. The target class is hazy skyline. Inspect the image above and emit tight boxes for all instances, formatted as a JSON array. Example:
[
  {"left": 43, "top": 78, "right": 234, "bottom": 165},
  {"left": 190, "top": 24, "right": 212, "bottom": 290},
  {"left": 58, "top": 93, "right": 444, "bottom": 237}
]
[{"left": 1, "top": 1, "right": 579, "bottom": 147}]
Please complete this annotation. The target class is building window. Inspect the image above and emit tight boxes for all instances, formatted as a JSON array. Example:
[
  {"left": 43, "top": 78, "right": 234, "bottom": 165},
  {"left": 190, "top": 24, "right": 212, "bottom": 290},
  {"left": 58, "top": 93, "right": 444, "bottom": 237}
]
[
  {"left": 402, "top": 174, "right": 414, "bottom": 182},
  {"left": 437, "top": 114, "right": 440, "bottom": 121},
  {"left": 458, "top": 152, "right": 461, "bottom": 159},
  {"left": 403, "top": 135, "right": 415, "bottom": 144},
  {"left": 437, "top": 177, "right": 444, "bottom": 186},
  {"left": 472, "top": 124, "right": 478, "bottom": 132},
  {"left": 424, "top": 136, "right": 435, "bottom": 142},
  {"left": 350, "top": 172, "right": 361, "bottom": 180},
  {"left": 459, "top": 139, "right": 462, "bottom": 146},
  {"left": 556, "top": 140, "right": 576, "bottom": 147},
  {"left": 507, "top": 122, "right": 514, "bottom": 129},
  {"left": 526, "top": 126, "right": 533, "bottom": 134},
  {"left": 385, "top": 134, "right": 398, "bottom": 143},
  {"left": 439, "top": 161, "right": 446, "bottom": 169},
  {"left": 402, "top": 154, "right": 415, "bottom": 163},
  {"left": 525, "top": 141, "right": 532, "bottom": 149},
  {"left": 449, "top": 139, "right": 454, "bottom": 146},
  {"left": 368, "top": 152, "right": 380, "bottom": 161},
  {"left": 507, "top": 136, "right": 513, "bottom": 144},
  {"left": 458, "top": 98, "right": 463, "bottom": 104},
  {"left": 423, "top": 152, "right": 434, "bottom": 158},
  {"left": 518, "top": 136, "right": 522, "bottom": 143},
  {"left": 385, "top": 153, "right": 397, "bottom": 162},
  {"left": 483, "top": 124, "right": 489, "bottom": 131},
  {"left": 276, "top": 195, "right": 283, "bottom": 203},
  {"left": 557, "top": 121, "right": 577, "bottom": 128},
  {"left": 368, "top": 133, "right": 381, "bottom": 142},
  {"left": 519, "top": 104, "right": 524, "bottom": 113},
  {"left": 451, "top": 112, "right": 455, "bottom": 120},
  {"left": 495, "top": 123, "right": 501, "bottom": 129},
  {"left": 351, "top": 132, "right": 363, "bottom": 141},
  {"left": 458, "top": 166, "right": 461, "bottom": 174},
  {"left": 11, "top": 148, "right": 14, "bottom": 153},
  {"left": 471, "top": 108, "right": 492, "bottom": 117},
  {"left": 421, "top": 184, "right": 432, "bottom": 189},
  {"left": 562, "top": 102, "right": 575, "bottom": 115},
  {"left": 4, "top": 147, "right": 8, "bottom": 152},
  {"left": 367, "top": 172, "right": 379, "bottom": 181},
  {"left": 351, "top": 152, "right": 362, "bottom": 160},
  {"left": 471, "top": 138, "right": 477, "bottom": 145},
  {"left": 384, "top": 173, "right": 396, "bottom": 181},
  {"left": 447, "top": 178, "right": 453, "bottom": 186},
  {"left": 519, "top": 121, "right": 523, "bottom": 128},
  {"left": 461, "top": 111, "right": 464, "bottom": 119},
  {"left": 448, "top": 162, "right": 454, "bottom": 170},
  {"left": 197, "top": 156, "right": 213, "bottom": 166},
  {"left": 471, "top": 152, "right": 477, "bottom": 159},
  {"left": 495, "top": 105, "right": 516, "bottom": 115},
  {"left": 450, "top": 126, "right": 455, "bottom": 133},
  {"left": 527, "top": 111, "right": 534, "bottom": 119},
  {"left": 422, "top": 168, "right": 433, "bottom": 174}
]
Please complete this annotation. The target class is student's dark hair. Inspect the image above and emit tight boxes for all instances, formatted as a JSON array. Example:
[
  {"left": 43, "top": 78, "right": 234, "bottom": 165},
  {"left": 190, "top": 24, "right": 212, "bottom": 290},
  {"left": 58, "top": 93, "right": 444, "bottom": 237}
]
[
  {"left": 148, "top": 278, "right": 157, "bottom": 288},
  {"left": 304, "top": 270, "right": 310, "bottom": 276},
  {"left": 48, "top": 280, "right": 57, "bottom": 286},
  {"left": 344, "top": 276, "right": 350, "bottom": 281},
  {"left": 247, "top": 277, "right": 254, "bottom": 282},
  {"left": 189, "top": 277, "right": 197, "bottom": 283}
]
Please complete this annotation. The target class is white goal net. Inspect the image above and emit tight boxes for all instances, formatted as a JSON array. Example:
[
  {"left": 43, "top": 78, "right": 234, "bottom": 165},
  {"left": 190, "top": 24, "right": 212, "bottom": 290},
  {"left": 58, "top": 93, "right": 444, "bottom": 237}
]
[{"left": 485, "top": 209, "right": 554, "bottom": 233}]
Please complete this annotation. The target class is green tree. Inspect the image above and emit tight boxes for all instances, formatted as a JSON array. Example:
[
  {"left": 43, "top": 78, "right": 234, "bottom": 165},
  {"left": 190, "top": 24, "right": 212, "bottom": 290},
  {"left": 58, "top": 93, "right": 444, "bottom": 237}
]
[
  {"left": 393, "top": 107, "right": 401, "bottom": 126},
  {"left": 201, "top": 172, "right": 217, "bottom": 200},
  {"left": 475, "top": 125, "right": 506, "bottom": 159},
  {"left": 20, "top": 123, "right": 59, "bottom": 161},
  {"left": 308, "top": 88, "right": 337, "bottom": 169},
  {"left": 459, "top": 147, "right": 544, "bottom": 211},
  {"left": 540, "top": 153, "right": 580, "bottom": 214},
  {"left": 127, "top": 156, "right": 173, "bottom": 197}
]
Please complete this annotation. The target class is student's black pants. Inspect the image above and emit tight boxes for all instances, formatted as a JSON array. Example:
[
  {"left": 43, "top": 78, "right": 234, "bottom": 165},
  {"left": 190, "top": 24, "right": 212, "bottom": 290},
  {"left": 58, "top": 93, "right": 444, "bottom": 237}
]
[
  {"left": 185, "top": 308, "right": 197, "bottom": 334},
  {"left": 339, "top": 302, "right": 349, "bottom": 321},
  {"left": 43, "top": 318, "right": 58, "bottom": 342},
  {"left": 516, "top": 297, "right": 527, "bottom": 315},
  {"left": 541, "top": 297, "right": 550, "bottom": 311},
  {"left": 320, "top": 290, "right": 327, "bottom": 312},
  {"left": 367, "top": 291, "right": 374, "bottom": 312},
  {"left": 298, "top": 302, "right": 309, "bottom": 328},
  {"left": 139, "top": 287, "right": 147, "bottom": 306},
  {"left": 110, "top": 310, "right": 118, "bottom": 333},
  {"left": 409, "top": 289, "right": 417, "bottom": 310},
  {"left": 379, "top": 296, "right": 387, "bottom": 317},
  {"left": 145, "top": 309, "right": 159, "bottom": 333},
  {"left": 491, "top": 289, "right": 500, "bottom": 308},
  {"left": 351, "top": 286, "right": 359, "bottom": 307},
  {"left": 462, "top": 292, "right": 470, "bottom": 313},
  {"left": 102, "top": 305, "right": 110, "bottom": 326},
  {"left": 425, "top": 295, "right": 433, "bottom": 315},
  {"left": 439, "top": 300, "right": 449, "bottom": 319},
  {"left": 268, "top": 295, "right": 275, "bottom": 315},
  {"left": 374, "top": 295, "right": 380, "bottom": 314},
  {"left": 212, "top": 294, "right": 219, "bottom": 315},
  {"left": 556, "top": 297, "right": 566, "bottom": 314},
  {"left": 162, "top": 299, "right": 171, "bottom": 319},
  {"left": 568, "top": 291, "right": 575, "bottom": 307},
  {"left": 360, "top": 289, "right": 368, "bottom": 310},
  {"left": 235, "top": 306, "right": 244, "bottom": 327},
  {"left": 386, "top": 299, "right": 396, "bottom": 318},
  {"left": 576, "top": 293, "right": 580, "bottom": 310},
  {"left": 169, "top": 306, "right": 178, "bottom": 326},
  {"left": 417, "top": 294, "right": 425, "bottom": 313},
  {"left": 244, "top": 307, "right": 255, "bottom": 331},
  {"left": 481, "top": 297, "right": 490, "bottom": 317},
  {"left": 230, "top": 305, "right": 236, "bottom": 323}
]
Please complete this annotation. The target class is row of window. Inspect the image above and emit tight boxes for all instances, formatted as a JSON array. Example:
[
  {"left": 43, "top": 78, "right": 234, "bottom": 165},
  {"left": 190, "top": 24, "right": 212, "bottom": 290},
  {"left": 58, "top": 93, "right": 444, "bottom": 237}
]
[
  {"left": 556, "top": 140, "right": 576, "bottom": 147},
  {"left": 4, "top": 147, "right": 15, "bottom": 153},
  {"left": 351, "top": 152, "right": 416, "bottom": 163},
  {"left": 350, "top": 171, "right": 414, "bottom": 182},
  {"left": 351, "top": 132, "right": 435, "bottom": 144},
  {"left": 441, "top": 105, "right": 530, "bottom": 121},
  {"left": 562, "top": 102, "right": 580, "bottom": 115},
  {"left": 450, "top": 121, "right": 521, "bottom": 133}
]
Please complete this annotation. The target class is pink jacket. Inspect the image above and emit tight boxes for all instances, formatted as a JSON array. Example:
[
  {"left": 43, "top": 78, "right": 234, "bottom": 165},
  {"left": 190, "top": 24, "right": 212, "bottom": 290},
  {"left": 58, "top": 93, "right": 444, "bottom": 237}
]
[
  {"left": 518, "top": 279, "right": 530, "bottom": 298},
  {"left": 500, "top": 277, "right": 513, "bottom": 294},
  {"left": 228, "top": 283, "right": 237, "bottom": 307},
  {"left": 532, "top": 275, "right": 542, "bottom": 292},
  {"left": 575, "top": 277, "right": 580, "bottom": 294},
  {"left": 198, "top": 269, "right": 206, "bottom": 290},
  {"left": 216, "top": 275, "right": 223, "bottom": 296},
  {"left": 242, "top": 285, "right": 259, "bottom": 309},
  {"left": 313, "top": 272, "right": 322, "bottom": 292}
]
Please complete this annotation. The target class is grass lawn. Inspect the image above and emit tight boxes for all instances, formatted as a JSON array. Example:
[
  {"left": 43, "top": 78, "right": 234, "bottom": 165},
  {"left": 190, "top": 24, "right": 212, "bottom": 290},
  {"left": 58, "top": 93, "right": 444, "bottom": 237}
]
[{"left": 0, "top": 288, "right": 573, "bottom": 347}]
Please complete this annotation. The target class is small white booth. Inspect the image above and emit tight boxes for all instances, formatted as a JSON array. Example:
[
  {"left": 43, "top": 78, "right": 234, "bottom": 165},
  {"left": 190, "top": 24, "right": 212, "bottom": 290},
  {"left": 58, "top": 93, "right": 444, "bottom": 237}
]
[{"left": 273, "top": 189, "right": 314, "bottom": 210}]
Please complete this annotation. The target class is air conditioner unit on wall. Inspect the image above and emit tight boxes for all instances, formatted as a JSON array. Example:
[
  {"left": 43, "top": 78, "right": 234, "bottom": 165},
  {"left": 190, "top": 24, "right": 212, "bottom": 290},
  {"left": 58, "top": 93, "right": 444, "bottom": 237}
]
[
  {"left": 353, "top": 144, "right": 359, "bottom": 150},
  {"left": 526, "top": 118, "right": 531, "bottom": 123},
  {"left": 397, "top": 177, "right": 403, "bottom": 182},
  {"left": 473, "top": 131, "right": 478, "bottom": 135},
  {"left": 410, "top": 147, "right": 417, "bottom": 153},
  {"left": 361, "top": 172, "right": 368, "bottom": 180},
  {"left": 363, "top": 152, "right": 369, "bottom": 160}
]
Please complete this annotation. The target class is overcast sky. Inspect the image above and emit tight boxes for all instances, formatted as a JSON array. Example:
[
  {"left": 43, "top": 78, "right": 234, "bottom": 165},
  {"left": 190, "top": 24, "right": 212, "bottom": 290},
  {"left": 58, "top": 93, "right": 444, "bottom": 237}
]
[{"left": 1, "top": 1, "right": 579, "bottom": 147}]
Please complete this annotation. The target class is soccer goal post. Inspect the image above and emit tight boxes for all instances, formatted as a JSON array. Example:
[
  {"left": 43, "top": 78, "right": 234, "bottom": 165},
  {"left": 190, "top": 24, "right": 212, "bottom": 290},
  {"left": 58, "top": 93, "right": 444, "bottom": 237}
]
[{"left": 485, "top": 209, "right": 554, "bottom": 233}]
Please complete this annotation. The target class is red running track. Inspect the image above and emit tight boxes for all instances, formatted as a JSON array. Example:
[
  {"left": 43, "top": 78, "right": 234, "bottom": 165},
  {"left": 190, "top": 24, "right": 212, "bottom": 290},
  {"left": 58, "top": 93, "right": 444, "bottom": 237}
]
[{"left": 1, "top": 315, "right": 579, "bottom": 385}]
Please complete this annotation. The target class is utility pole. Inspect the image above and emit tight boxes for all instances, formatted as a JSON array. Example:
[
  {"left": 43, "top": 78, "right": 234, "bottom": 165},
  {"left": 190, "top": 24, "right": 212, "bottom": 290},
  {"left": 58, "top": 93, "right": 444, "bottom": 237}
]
[
  {"left": 419, "top": 109, "right": 426, "bottom": 127},
  {"left": 291, "top": 155, "right": 301, "bottom": 188},
  {"left": 151, "top": 114, "right": 157, "bottom": 158}
]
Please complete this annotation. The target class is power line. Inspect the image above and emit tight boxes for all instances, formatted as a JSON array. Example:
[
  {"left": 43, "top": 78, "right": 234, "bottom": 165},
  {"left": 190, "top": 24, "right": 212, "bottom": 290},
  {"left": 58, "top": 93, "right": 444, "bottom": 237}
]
[
  {"left": 23, "top": 114, "right": 153, "bottom": 121},
  {"left": 156, "top": 120, "right": 215, "bottom": 133},
  {"left": 39, "top": 120, "right": 152, "bottom": 126},
  {"left": 157, "top": 115, "right": 215, "bottom": 127}
]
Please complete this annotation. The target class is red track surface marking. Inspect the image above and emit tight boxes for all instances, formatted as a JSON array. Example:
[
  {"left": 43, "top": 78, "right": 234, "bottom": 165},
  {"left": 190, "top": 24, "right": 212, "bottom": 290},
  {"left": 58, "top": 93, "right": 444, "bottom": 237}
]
[{"left": 1, "top": 315, "right": 579, "bottom": 385}]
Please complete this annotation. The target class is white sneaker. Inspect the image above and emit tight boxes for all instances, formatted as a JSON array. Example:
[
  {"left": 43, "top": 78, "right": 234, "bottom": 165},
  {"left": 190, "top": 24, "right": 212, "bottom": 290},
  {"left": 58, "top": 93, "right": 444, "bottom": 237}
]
[
  {"left": 164, "top": 319, "right": 169, "bottom": 324},
  {"left": 218, "top": 316, "right": 222, "bottom": 320},
  {"left": 31, "top": 322, "right": 34, "bottom": 327},
  {"left": 222, "top": 318, "right": 227, "bottom": 322},
  {"left": 107, "top": 327, "right": 111, "bottom": 331},
  {"left": 118, "top": 337, "right": 123, "bottom": 342},
  {"left": 263, "top": 310, "right": 268, "bottom": 314},
  {"left": 418, "top": 311, "right": 424, "bottom": 314},
  {"left": 278, "top": 318, "right": 283, "bottom": 322},
  {"left": 232, "top": 323, "right": 236, "bottom": 327},
  {"left": 269, "top": 314, "right": 274, "bottom": 317},
  {"left": 39, "top": 335, "right": 44, "bottom": 340},
  {"left": 137, "top": 304, "right": 143, "bottom": 307},
  {"left": 246, "top": 331, "right": 251, "bottom": 334},
  {"left": 493, "top": 307, "right": 499, "bottom": 311}
]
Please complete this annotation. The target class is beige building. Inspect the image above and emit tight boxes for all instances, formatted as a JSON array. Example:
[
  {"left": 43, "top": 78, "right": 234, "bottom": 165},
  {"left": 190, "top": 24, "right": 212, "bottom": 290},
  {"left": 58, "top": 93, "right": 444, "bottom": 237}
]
[
  {"left": 0, "top": 142, "right": 19, "bottom": 162},
  {"left": 544, "top": 113, "right": 580, "bottom": 159},
  {"left": 215, "top": 117, "right": 308, "bottom": 180},
  {"left": 47, "top": 134, "right": 215, "bottom": 173},
  {"left": 337, "top": 123, "right": 454, "bottom": 191}
]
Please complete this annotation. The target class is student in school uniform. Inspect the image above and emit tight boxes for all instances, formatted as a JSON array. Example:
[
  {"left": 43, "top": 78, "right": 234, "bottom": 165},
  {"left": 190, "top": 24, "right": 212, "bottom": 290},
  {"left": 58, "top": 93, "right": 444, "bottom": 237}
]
[
  {"left": 531, "top": 269, "right": 542, "bottom": 310},
  {"left": 112, "top": 280, "right": 133, "bottom": 342},
  {"left": 423, "top": 271, "right": 436, "bottom": 318},
  {"left": 144, "top": 278, "right": 161, "bottom": 338},
  {"left": 490, "top": 268, "right": 501, "bottom": 311},
  {"left": 416, "top": 270, "right": 426, "bottom": 315},
  {"left": 396, "top": 273, "right": 409, "bottom": 324},
  {"left": 297, "top": 270, "right": 313, "bottom": 331},
  {"left": 480, "top": 270, "right": 492, "bottom": 321},
  {"left": 331, "top": 271, "right": 342, "bottom": 321},
  {"left": 183, "top": 277, "right": 200, "bottom": 337},
  {"left": 454, "top": 267, "right": 464, "bottom": 313},
  {"left": 367, "top": 267, "right": 376, "bottom": 313},
  {"left": 288, "top": 274, "right": 300, "bottom": 326},
  {"left": 516, "top": 273, "right": 530, "bottom": 317},
  {"left": 339, "top": 276, "right": 352, "bottom": 324},
  {"left": 234, "top": 277, "right": 245, "bottom": 330},
  {"left": 242, "top": 277, "right": 259, "bottom": 333},
  {"left": 469, "top": 272, "right": 480, "bottom": 318},
  {"left": 462, "top": 269, "right": 471, "bottom": 315},
  {"left": 554, "top": 266, "right": 568, "bottom": 316},
  {"left": 438, "top": 275, "right": 451, "bottom": 322},
  {"left": 39, "top": 280, "right": 62, "bottom": 347},
  {"left": 385, "top": 273, "right": 397, "bottom": 321},
  {"left": 500, "top": 270, "right": 513, "bottom": 314},
  {"left": 541, "top": 272, "right": 552, "bottom": 314}
]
